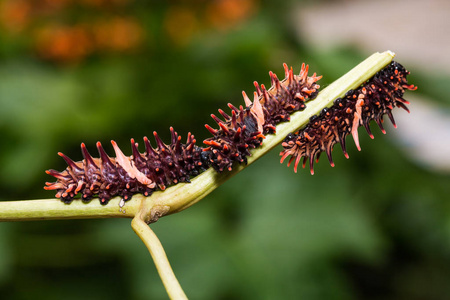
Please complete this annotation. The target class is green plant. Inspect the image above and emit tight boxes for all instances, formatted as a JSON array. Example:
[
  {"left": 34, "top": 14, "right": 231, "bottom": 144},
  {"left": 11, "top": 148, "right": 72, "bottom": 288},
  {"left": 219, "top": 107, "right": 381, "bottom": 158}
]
[{"left": 0, "top": 51, "right": 408, "bottom": 299}]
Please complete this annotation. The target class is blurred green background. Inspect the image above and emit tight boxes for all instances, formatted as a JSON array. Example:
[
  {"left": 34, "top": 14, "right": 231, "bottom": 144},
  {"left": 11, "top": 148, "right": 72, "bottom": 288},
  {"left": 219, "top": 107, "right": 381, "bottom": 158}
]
[{"left": 1, "top": 0, "right": 450, "bottom": 299}]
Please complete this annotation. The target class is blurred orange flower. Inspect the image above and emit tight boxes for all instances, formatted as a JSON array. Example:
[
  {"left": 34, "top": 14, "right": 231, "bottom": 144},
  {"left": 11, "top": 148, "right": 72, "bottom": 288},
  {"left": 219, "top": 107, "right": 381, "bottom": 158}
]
[
  {"left": 206, "top": 0, "right": 257, "bottom": 30},
  {"left": 34, "top": 24, "right": 93, "bottom": 63},
  {"left": 0, "top": 0, "right": 32, "bottom": 33},
  {"left": 93, "top": 17, "right": 144, "bottom": 52},
  {"left": 0, "top": 0, "right": 260, "bottom": 63},
  {"left": 162, "top": 0, "right": 259, "bottom": 47}
]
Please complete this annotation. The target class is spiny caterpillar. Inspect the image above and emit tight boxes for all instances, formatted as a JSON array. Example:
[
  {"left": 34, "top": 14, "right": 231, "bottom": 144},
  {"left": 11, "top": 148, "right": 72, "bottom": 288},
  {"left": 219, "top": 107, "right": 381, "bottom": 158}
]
[
  {"left": 280, "top": 61, "right": 416, "bottom": 174},
  {"left": 204, "top": 63, "right": 321, "bottom": 172},
  {"left": 45, "top": 129, "right": 208, "bottom": 204},
  {"left": 45, "top": 62, "right": 322, "bottom": 204}
]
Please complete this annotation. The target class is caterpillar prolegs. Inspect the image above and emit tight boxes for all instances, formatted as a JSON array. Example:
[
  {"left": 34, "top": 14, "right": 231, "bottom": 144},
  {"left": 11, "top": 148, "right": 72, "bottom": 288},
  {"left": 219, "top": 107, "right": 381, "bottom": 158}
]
[{"left": 45, "top": 62, "right": 322, "bottom": 204}]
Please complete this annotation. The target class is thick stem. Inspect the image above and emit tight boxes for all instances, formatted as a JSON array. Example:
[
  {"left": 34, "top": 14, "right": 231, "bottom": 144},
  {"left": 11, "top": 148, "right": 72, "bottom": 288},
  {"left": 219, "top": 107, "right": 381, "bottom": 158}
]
[
  {"left": 131, "top": 216, "right": 188, "bottom": 300},
  {"left": 147, "top": 50, "right": 396, "bottom": 215},
  {"left": 0, "top": 51, "right": 395, "bottom": 222}
]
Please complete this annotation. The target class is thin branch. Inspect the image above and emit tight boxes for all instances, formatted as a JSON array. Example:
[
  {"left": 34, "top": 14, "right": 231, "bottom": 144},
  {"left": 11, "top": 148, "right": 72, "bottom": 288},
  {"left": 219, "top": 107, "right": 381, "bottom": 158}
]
[
  {"left": 0, "top": 50, "right": 395, "bottom": 222},
  {"left": 131, "top": 215, "right": 188, "bottom": 300},
  {"left": 0, "top": 196, "right": 141, "bottom": 222}
]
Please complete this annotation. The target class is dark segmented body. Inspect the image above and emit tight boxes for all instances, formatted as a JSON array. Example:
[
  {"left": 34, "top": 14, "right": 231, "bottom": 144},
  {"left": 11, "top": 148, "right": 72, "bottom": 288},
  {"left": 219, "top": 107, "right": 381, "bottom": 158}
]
[
  {"left": 280, "top": 61, "right": 416, "bottom": 174},
  {"left": 204, "top": 63, "right": 321, "bottom": 172},
  {"left": 45, "top": 61, "right": 416, "bottom": 203},
  {"left": 45, "top": 128, "right": 208, "bottom": 204},
  {"left": 45, "top": 62, "right": 322, "bottom": 204}
]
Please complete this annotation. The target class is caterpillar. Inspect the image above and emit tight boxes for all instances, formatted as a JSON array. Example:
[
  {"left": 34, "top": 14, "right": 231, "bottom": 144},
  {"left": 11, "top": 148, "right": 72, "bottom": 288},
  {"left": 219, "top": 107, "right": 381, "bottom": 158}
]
[
  {"left": 45, "top": 129, "right": 208, "bottom": 204},
  {"left": 280, "top": 61, "right": 416, "bottom": 175},
  {"left": 203, "top": 63, "right": 322, "bottom": 171},
  {"left": 45, "top": 62, "right": 322, "bottom": 204}
]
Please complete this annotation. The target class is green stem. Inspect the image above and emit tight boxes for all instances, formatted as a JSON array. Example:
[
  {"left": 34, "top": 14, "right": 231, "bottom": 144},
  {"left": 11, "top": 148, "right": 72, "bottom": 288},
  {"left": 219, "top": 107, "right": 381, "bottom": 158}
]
[
  {"left": 0, "top": 50, "right": 395, "bottom": 222},
  {"left": 148, "top": 50, "right": 395, "bottom": 216},
  {"left": 131, "top": 216, "right": 188, "bottom": 300},
  {"left": 0, "top": 196, "right": 140, "bottom": 221}
]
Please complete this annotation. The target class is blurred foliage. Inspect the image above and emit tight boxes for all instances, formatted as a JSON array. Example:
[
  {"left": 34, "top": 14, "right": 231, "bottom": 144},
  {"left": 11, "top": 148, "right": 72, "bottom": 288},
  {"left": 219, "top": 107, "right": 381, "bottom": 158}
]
[{"left": 0, "top": 0, "right": 450, "bottom": 299}]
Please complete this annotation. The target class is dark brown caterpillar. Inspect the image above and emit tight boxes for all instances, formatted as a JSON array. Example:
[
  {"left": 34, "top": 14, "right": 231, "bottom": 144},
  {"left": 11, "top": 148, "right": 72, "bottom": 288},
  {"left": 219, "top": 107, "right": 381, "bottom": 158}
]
[
  {"left": 45, "top": 128, "right": 208, "bottom": 204},
  {"left": 280, "top": 61, "right": 416, "bottom": 174},
  {"left": 203, "top": 63, "right": 322, "bottom": 172},
  {"left": 45, "top": 62, "right": 322, "bottom": 204}
]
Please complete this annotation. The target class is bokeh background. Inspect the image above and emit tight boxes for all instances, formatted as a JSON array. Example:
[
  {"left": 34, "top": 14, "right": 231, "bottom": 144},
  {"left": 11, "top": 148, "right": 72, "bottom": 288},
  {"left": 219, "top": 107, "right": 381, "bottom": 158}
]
[{"left": 1, "top": 0, "right": 449, "bottom": 299}]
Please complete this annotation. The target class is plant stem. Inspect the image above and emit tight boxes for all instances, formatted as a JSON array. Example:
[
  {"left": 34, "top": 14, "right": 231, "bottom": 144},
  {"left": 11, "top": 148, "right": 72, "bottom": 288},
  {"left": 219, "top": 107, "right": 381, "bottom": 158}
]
[
  {"left": 0, "top": 50, "right": 396, "bottom": 300},
  {"left": 131, "top": 215, "right": 188, "bottom": 300},
  {"left": 0, "top": 50, "right": 395, "bottom": 222},
  {"left": 0, "top": 196, "right": 141, "bottom": 221},
  {"left": 148, "top": 50, "right": 395, "bottom": 216}
]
